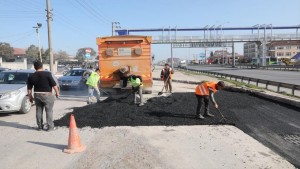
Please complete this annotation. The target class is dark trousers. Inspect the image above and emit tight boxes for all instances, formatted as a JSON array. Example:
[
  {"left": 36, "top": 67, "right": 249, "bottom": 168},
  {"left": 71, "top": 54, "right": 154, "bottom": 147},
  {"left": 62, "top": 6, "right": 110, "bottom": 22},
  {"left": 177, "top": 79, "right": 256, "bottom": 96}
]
[
  {"left": 34, "top": 93, "right": 55, "bottom": 129},
  {"left": 164, "top": 79, "right": 172, "bottom": 92},
  {"left": 196, "top": 95, "right": 210, "bottom": 115},
  {"left": 132, "top": 86, "right": 143, "bottom": 104}
]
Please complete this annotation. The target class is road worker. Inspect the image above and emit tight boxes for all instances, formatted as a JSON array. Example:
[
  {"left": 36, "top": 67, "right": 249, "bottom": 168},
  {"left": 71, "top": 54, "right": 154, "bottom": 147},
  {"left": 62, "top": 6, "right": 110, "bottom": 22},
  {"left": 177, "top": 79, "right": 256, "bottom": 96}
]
[
  {"left": 86, "top": 68, "right": 101, "bottom": 104},
  {"left": 160, "top": 63, "right": 174, "bottom": 93},
  {"left": 128, "top": 74, "right": 144, "bottom": 106},
  {"left": 195, "top": 81, "right": 225, "bottom": 119}
]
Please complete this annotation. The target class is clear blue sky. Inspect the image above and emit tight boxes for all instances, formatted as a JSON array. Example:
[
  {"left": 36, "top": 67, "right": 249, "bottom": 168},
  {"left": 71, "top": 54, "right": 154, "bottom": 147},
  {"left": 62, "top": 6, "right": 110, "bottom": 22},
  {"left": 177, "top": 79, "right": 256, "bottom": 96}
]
[{"left": 0, "top": 0, "right": 299, "bottom": 61}]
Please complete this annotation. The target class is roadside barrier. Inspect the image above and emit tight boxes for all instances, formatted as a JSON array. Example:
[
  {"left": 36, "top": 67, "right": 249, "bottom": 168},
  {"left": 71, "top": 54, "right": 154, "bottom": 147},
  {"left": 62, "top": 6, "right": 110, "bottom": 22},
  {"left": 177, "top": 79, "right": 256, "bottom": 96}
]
[{"left": 158, "top": 68, "right": 300, "bottom": 97}]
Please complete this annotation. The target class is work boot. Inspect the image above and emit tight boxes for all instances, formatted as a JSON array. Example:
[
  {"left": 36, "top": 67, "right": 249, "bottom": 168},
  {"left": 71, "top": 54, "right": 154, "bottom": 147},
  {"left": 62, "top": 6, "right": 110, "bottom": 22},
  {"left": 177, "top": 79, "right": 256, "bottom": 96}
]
[
  {"left": 197, "top": 114, "right": 204, "bottom": 119},
  {"left": 204, "top": 112, "right": 214, "bottom": 117},
  {"left": 196, "top": 112, "right": 204, "bottom": 119}
]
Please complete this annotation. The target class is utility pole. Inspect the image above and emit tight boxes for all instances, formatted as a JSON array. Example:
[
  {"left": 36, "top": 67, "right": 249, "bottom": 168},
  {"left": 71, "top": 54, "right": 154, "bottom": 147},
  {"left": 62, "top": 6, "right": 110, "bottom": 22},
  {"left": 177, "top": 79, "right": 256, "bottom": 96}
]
[
  {"left": 46, "top": 0, "right": 54, "bottom": 73},
  {"left": 33, "top": 23, "right": 42, "bottom": 62},
  {"left": 112, "top": 22, "right": 120, "bottom": 36}
]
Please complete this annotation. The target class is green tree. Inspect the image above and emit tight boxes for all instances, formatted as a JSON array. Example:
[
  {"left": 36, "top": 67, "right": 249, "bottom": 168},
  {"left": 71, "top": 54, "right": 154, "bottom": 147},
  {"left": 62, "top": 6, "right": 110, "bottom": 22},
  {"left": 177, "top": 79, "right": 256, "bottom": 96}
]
[
  {"left": 54, "top": 50, "right": 70, "bottom": 63},
  {"left": 0, "top": 42, "right": 14, "bottom": 61},
  {"left": 42, "top": 48, "right": 50, "bottom": 63},
  {"left": 26, "top": 45, "right": 39, "bottom": 62},
  {"left": 75, "top": 48, "right": 96, "bottom": 62}
]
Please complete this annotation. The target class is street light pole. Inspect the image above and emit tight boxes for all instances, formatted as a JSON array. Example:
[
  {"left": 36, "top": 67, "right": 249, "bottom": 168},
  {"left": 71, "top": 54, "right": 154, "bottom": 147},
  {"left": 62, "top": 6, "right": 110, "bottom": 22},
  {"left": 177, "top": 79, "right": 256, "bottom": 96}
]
[{"left": 33, "top": 23, "right": 42, "bottom": 62}]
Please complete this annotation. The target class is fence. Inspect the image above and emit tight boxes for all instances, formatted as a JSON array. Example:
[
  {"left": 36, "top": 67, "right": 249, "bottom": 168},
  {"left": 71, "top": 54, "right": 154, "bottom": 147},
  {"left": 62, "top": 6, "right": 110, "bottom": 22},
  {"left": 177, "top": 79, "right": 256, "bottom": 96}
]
[
  {"left": 235, "top": 64, "right": 300, "bottom": 71},
  {"left": 0, "top": 57, "right": 58, "bottom": 73}
]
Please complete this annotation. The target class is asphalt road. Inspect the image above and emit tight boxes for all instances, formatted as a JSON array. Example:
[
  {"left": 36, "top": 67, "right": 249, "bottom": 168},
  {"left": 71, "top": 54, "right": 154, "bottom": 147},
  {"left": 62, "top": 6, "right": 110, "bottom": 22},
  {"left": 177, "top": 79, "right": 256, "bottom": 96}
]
[{"left": 187, "top": 65, "right": 300, "bottom": 85}]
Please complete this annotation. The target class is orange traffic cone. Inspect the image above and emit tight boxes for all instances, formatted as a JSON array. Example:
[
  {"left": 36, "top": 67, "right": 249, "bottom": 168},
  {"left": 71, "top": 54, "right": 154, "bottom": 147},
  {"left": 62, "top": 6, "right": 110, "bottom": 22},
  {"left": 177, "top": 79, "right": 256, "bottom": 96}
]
[{"left": 63, "top": 114, "right": 86, "bottom": 154}]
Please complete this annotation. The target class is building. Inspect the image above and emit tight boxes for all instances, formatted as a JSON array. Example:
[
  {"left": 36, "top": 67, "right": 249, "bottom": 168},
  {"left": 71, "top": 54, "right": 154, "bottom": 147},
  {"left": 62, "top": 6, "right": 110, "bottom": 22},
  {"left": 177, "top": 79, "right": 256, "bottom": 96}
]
[
  {"left": 244, "top": 41, "right": 300, "bottom": 59},
  {"left": 267, "top": 41, "right": 300, "bottom": 59},
  {"left": 13, "top": 48, "right": 26, "bottom": 61},
  {"left": 243, "top": 42, "right": 259, "bottom": 58}
]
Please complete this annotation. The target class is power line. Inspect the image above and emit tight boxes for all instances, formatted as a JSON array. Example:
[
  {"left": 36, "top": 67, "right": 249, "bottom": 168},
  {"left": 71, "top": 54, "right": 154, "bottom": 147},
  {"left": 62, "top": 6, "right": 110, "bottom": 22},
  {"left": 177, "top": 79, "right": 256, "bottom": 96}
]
[
  {"left": 82, "top": 0, "right": 111, "bottom": 23},
  {"left": 53, "top": 12, "right": 92, "bottom": 37},
  {"left": 10, "top": 31, "right": 36, "bottom": 45},
  {"left": 0, "top": 29, "right": 34, "bottom": 39},
  {"left": 71, "top": 0, "right": 111, "bottom": 26}
]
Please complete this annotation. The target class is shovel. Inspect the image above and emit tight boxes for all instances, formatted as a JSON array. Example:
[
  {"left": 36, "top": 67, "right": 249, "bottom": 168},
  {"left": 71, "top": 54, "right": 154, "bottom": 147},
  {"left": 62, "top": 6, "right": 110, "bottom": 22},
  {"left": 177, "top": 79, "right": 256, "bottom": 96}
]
[
  {"left": 215, "top": 108, "right": 235, "bottom": 126},
  {"left": 158, "top": 75, "right": 170, "bottom": 95}
]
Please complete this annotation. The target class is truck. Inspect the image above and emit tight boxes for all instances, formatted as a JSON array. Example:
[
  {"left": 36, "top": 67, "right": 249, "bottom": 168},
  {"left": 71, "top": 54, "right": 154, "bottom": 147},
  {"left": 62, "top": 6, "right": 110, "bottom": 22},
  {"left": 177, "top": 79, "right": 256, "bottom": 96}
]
[{"left": 96, "top": 35, "right": 153, "bottom": 94}]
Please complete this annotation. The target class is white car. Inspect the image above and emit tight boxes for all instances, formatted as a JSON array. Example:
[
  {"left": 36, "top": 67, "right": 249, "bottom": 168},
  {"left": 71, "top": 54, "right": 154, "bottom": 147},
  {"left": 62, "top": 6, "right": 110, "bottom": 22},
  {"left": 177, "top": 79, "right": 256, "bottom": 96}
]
[{"left": 0, "top": 69, "right": 59, "bottom": 114}]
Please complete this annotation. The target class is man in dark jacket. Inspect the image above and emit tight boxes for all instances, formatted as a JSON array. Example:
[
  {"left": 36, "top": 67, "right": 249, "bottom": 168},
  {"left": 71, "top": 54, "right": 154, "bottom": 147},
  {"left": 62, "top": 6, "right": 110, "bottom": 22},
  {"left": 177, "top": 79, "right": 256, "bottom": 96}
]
[
  {"left": 27, "top": 61, "right": 60, "bottom": 131},
  {"left": 160, "top": 63, "right": 174, "bottom": 93}
]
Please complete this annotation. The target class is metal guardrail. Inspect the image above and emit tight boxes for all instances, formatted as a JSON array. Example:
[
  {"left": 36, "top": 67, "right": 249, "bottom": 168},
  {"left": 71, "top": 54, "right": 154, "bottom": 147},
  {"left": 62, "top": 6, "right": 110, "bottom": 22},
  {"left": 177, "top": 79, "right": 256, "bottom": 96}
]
[
  {"left": 229, "top": 64, "right": 300, "bottom": 71},
  {"left": 177, "top": 68, "right": 300, "bottom": 96}
]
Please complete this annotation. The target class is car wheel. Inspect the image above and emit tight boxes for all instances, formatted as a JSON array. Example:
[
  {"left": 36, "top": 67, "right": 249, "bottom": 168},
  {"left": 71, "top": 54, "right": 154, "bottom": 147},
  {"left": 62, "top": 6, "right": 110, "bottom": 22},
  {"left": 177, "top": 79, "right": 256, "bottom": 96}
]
[{"left": 19, "top": 96, "right": 32, "bottom": 114}]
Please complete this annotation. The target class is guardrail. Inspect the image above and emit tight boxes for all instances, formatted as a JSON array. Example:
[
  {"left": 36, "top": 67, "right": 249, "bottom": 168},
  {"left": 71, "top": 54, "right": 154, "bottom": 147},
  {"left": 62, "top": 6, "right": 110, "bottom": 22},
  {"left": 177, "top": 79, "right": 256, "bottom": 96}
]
[
  {"left": 177, "top": 68, "right": 300, "bottom": 96},
  {"left": 234, "top": 64, "right": 300, "bottom": 71}
]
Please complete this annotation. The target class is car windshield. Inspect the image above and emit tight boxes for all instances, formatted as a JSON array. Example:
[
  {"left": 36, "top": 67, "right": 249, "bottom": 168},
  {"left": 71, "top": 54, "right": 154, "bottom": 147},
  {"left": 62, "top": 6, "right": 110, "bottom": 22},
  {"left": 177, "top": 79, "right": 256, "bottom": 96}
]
[
  {"left": 0, "top": 72, "right": 31, "bottom": 84},
  {"left": 64, "top": 69, "right": 85, "bottom": 76}
]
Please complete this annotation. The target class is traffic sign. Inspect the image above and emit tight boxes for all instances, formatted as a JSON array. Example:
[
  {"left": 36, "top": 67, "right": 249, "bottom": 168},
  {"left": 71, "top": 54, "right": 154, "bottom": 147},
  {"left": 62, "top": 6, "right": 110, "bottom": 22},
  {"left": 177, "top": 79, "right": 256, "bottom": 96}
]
[
  {"left": 85, "top": 48, "right": 91, "bottom": 53},
  {"left": 85, "top": 53, "right": 91, "bottom": 58}
]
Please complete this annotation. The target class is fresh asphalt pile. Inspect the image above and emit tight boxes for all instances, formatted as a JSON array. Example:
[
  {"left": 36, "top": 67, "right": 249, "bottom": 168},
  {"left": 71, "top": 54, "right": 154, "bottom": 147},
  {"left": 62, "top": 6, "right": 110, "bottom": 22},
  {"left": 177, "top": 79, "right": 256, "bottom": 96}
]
[{"left": 54, "top": 90, "right": 298, "bottom": 129}]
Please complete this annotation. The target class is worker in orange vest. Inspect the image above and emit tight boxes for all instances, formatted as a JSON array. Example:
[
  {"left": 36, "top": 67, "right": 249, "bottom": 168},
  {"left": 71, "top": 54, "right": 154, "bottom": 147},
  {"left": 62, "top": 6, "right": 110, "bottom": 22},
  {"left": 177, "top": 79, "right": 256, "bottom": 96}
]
[
  {"left": 160, "top": 63, "right": 174, "bottom": 93},
  {"left": 195, "top": 81, "right": 225, "bottom": 119}
]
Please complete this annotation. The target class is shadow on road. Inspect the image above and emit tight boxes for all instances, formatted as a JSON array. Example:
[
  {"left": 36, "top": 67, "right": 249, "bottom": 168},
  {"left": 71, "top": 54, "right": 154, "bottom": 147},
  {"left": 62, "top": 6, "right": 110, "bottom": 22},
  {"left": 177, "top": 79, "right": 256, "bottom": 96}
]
[
  {"left": 0, "top": 120, "right": 35, "bottom": 130},
  {"left": 27, "top": 141, "right": 66, "bottom": 150}
]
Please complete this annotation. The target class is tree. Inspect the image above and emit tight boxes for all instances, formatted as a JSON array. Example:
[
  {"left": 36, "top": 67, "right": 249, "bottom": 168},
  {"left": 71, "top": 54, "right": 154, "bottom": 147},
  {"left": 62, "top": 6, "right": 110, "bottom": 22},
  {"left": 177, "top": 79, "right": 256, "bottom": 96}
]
[
  {"left": 54, "top": 50, "right": 70, "bottom": 63},
  {"left": 0, "top": 42, "right": 14, "bottom": 61},
  {"left": 75, "top": 47, "right": 96, "bottom": 62},
  {"left": 26, "top": 45, "right": 39, "bottom": 62},
  {"left": 41, "top": 48, "right": 50, "bottom": 63}
]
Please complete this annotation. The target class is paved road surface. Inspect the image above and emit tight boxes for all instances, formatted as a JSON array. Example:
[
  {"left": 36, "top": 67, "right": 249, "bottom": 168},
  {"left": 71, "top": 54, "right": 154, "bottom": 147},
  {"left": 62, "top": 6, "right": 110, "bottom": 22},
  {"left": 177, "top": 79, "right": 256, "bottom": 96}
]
[{"left": 187, "top": 65, "right": 300, "bottom": 85}]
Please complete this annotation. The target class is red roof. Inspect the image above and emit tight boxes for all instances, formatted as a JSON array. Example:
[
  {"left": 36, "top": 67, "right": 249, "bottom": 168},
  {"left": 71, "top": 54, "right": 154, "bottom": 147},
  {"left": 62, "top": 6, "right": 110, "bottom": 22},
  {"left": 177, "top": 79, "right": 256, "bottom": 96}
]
[{"left": 13, "top": 48, "right": 26, "bottom": 56}]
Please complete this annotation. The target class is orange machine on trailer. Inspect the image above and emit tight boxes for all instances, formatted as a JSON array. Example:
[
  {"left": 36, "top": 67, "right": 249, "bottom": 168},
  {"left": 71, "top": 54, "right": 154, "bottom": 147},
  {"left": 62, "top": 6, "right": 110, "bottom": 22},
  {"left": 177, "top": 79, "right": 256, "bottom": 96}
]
[{"left": 96, "top": 35, "right": 153, "bottom": 93}]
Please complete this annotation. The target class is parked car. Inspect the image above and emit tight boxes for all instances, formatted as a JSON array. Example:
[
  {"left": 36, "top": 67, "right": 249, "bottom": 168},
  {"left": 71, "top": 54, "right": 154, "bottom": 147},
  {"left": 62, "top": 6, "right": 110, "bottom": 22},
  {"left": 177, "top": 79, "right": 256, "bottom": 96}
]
[
  {"left": 0, "top": 69, "right": 59, "bottom": 114},
  {"left": 0, "top": 67, "right": 10, "bottom": 72},
  {"left": 58, "top": 69, "right": 86, "bottom": 90},
  {"left": 0, "top": 70, "right": 34, "bottom": 114}
]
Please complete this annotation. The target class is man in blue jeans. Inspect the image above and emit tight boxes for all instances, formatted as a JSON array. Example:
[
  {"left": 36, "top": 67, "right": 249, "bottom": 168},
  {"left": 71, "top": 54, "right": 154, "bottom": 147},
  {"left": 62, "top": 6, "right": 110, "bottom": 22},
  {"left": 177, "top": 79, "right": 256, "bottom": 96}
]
[
  {"left": 27, "top": 60, "right": 60, "bottom": 131},
  {"left": 86, "top": 68, "right": 101, "bottom": 104}
]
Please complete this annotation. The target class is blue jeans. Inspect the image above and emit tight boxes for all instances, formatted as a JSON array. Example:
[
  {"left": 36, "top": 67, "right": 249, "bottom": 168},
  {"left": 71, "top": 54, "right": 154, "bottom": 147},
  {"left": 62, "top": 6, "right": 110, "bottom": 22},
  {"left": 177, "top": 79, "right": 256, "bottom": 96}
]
[
  {"left": 88, "top": 85, "right": 100, "bottom": 103},
  {"left": 34, "top": 93, "right": 55, "bottom": 129}
]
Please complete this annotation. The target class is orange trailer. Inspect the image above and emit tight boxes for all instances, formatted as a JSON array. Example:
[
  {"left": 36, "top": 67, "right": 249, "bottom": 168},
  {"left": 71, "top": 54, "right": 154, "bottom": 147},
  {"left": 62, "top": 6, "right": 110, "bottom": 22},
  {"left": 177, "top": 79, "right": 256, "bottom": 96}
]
[{"left": 96, "top": 35, "right": 153, "bottom": 93}]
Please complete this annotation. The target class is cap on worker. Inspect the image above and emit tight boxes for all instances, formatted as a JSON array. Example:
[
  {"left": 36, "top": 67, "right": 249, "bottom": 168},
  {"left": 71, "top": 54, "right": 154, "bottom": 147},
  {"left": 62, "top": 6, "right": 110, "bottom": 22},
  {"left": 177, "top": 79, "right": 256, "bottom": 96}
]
[{"left": 217, "top": 81, "right": 225, "bottom": 87}]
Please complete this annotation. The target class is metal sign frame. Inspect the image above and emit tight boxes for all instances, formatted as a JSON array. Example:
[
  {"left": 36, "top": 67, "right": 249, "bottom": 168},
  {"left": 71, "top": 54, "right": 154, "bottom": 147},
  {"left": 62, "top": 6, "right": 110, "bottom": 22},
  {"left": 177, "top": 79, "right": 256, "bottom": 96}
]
[{"left": 172, "top": 42, "right": 232, "bottom": 48}]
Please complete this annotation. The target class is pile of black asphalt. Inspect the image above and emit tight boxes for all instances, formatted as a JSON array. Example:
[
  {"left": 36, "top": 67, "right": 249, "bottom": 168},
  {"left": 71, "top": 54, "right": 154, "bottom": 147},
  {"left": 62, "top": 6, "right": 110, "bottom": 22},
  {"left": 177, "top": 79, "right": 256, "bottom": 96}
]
[
  {"left": 54, "top": 89, "right": 300, "bottom": 167},
  {"left": 54, "top": 90, "right": 298, "bottom": 130}
]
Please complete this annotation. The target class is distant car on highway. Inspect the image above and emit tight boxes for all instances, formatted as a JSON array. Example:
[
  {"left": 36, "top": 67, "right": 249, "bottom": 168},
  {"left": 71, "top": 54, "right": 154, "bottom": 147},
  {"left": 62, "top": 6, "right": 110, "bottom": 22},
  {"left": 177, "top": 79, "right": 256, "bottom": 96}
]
[
  {"left": 58, "top": 68, "right": 86, "bottom": 90},
  {"left": 0, "top": 67, "right": 10, "bottom": 72},
  {"left": 0, "top": 69, "right": 59, "bottom": 114}
]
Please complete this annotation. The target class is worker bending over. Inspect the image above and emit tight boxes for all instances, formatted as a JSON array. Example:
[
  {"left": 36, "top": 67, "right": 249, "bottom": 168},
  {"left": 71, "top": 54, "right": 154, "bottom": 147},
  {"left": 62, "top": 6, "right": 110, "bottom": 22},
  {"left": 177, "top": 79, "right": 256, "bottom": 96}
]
[
  {"left": 195, "top": 81, "right": 225, "bottom": 119},
  {"left": 128, "top": 75, "right": 144, "bottom": 107}
]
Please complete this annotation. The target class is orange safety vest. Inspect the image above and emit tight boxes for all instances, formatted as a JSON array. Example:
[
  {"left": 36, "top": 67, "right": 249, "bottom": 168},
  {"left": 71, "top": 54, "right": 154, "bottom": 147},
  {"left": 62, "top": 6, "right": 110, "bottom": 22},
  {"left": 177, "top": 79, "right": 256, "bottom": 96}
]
[
  {"left": 161, "top": 68, "right": 173, "bottom": 79},
  {"left": 195, "top": 82, "right": 217, "bottom": 96}
]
